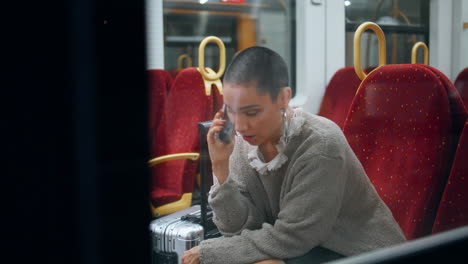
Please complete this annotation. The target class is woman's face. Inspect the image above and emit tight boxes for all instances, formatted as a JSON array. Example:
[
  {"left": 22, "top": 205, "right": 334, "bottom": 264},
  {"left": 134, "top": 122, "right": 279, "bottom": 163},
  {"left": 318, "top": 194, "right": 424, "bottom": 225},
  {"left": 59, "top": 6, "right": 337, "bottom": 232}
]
[{"left": 223, "top": 82, "right": 289, "bottom": 146}]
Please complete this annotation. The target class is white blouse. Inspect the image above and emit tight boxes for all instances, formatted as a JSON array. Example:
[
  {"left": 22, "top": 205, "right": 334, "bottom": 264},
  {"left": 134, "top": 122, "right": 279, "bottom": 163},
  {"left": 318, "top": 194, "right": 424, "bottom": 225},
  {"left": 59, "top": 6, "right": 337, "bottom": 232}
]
[{"left": 247, "top": 107, "right": 305, "bottom": 175}]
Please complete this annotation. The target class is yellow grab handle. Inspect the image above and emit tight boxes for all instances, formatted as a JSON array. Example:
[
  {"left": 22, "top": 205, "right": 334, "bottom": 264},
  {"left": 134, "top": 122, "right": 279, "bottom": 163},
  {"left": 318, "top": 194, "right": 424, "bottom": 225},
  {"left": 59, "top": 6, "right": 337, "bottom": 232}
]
[
  {"left": 197, "top": 67, "right": 223, "bottom": 96},
  {"left": 148, "top": 153, "right": 200, "bottom": 167},
  {"left": 198, "top": 36, "right": 226, "bottom": 81},
  {"left": 177, "top": 54, "right": 193, "bottom": 70},
  {"left": 411, "top": 42, "right": 429, "bottom": 65},
  {"left": 354, "top": 22, "right": 387, "bottom": 81}
]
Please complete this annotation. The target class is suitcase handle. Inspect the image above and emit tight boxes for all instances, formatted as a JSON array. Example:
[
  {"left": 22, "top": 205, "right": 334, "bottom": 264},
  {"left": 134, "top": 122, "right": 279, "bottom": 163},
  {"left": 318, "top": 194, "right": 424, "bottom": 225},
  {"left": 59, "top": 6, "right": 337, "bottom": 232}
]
[{"left": 198, "top": 121, "right": 214, "bottom": 235}]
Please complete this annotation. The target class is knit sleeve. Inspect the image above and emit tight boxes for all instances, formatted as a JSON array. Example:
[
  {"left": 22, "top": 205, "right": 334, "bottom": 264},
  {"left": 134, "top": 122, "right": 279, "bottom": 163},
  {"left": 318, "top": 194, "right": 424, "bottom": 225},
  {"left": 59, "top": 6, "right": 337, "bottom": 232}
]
[
  {"left": 199, "top": 154, "right": 347, "bottom": 264},
  {"left": 208, "top": 174, "right": 266, "bottom": 236}
]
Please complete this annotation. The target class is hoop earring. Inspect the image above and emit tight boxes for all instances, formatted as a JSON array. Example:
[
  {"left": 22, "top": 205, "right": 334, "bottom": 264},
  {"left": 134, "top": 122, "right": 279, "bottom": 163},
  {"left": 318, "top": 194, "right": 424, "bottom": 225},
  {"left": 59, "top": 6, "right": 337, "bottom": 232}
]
[{"left": 281, "top": 108, "right": 289, "bottom": 140}]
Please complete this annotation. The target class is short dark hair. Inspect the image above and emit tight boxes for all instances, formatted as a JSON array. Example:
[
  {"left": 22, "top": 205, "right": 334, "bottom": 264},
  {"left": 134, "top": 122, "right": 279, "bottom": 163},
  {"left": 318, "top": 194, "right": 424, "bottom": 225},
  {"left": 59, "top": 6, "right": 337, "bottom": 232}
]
[{"left": 223, "top": 46, "right": 289, "bottom": 101}]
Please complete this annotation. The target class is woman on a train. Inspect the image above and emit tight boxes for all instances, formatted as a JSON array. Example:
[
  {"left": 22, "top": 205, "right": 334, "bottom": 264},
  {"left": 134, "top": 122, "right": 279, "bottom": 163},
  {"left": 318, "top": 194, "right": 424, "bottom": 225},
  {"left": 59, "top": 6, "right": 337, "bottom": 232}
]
[{"left": 182, "top": 47, "right": 406, "bottom": 264}]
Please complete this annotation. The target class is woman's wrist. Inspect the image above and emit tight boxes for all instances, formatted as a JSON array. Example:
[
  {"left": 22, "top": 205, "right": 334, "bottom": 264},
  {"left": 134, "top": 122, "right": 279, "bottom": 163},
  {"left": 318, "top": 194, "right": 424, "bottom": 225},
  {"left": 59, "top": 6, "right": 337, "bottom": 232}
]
[{"left": 212, "top": 161, "right": 229, "bottom": 184}]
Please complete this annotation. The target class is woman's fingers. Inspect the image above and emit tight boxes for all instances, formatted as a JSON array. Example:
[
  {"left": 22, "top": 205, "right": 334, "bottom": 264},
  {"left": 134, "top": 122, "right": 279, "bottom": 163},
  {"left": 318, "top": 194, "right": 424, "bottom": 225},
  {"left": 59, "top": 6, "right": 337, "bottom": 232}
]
[
  {"left": 207, "top": 125, "right": 224, "bottom": 144},
  {"left": 212, "top": 119, "right": 226, "bottom": 127},
  {"left": 208, "top": 126, "right": 224, "bottom": 137},
  {"left": 208, "top": 112, "right": 226, "bottom": 137},
  {"left": 211, "top": 110, "right": 223, "bottom": 122},
  {"left": 210, "top": 113, "right": 224, "bottom": 127}
]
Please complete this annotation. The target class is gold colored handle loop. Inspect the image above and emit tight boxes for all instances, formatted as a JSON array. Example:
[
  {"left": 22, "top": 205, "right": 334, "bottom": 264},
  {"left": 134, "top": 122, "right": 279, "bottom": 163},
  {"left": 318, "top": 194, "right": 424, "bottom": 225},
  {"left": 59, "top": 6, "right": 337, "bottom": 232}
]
[
  {"left": 198, "top": 36, "right": 226, "bottom": 81},
  {"left": 148, "top": 153, "right": 200, "bottom": 167},
  {"left": 354, "top": 22, "right": 387, "bottom": 81},
  {"left": 411, "top": 42, "right": 429, "bottom": 65},
  {"left": 177, "top": 54, "right": 192, "bottom": 70}
]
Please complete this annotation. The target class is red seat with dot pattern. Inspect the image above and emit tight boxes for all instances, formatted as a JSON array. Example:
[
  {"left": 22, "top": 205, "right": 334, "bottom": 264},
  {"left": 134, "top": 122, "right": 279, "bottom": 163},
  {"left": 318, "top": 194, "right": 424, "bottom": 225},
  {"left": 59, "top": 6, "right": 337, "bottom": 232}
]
[
  {"left": 169, "top": 68, "right": 181, "bottom": 79},
  {"left": 343, "top": 64, "right": 452, "bottom": 240},
  {"left": 454, "top": 68, "right": 468, "bottom": 109},
  {"left": 432, "top": 121, "right": 468, "bottom": 233},
  {"left": 317, "top": 67, "right": 376, "bottom": 129},
  {"left": 151, "top": 67, "right": 223, "bottom": 207},
  {"left": 148, "top": 69, "right": 173, "bottom": 151},
  {"left": 420, "top": 65, "right": 468, "bottom": 151},
  {"left": 148, "top": 69, "right": 173, "bottom": 205},
  {"left": 317, "top": 67, "right": 362, "bottom": 129}
]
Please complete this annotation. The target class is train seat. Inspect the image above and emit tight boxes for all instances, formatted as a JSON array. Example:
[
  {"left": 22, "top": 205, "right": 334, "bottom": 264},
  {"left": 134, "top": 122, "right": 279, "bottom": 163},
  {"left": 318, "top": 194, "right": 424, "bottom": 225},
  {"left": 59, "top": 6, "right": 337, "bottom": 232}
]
[
  {"left": 148, "top": 69, "right": 174, "bottom": 209},
  {"left": 148, "top": 69, "right": 173, "bottom": 154},
  {"left": 432, "top": 121, "right": 468, "bottom": 233},
  {"left": 317, "top": 67, "right": 362, "bottom": 129},
  {"left": 419, "top": 65, "right": 468, "bottom": 159},
  {"left": 151, "top": 67, "right": 223, "bottom": 215},
  {"left": 411, "top": 45, "right": 467, "bottom": 197},
  {"left": 150, "top": 37, "right": 224, "bottom": 217},
  {"left": 317, "top": 66, "right": 376, "bottom": 129},
  {"left": 343, "top": 64, "right": 452, "bottom": 240},
  {"left": 410, "top": 42, "right": 468, "bottom": 166},
  {"left": 169, "top": 69, "right": 180, "bottom": 79},
  {"left": 343, "top": 22, "right": 454, "bottom": 240},
  {"left": 454, "top": 67, "right": 468, "bottom": 109}
]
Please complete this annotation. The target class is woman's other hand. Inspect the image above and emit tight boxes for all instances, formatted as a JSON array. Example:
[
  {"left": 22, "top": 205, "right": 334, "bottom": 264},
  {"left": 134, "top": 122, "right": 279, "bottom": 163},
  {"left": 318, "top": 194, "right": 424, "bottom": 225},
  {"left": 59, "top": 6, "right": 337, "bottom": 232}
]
[
  {"left": 182, "top": 246, "right": 200, "bottom": 264},
  {"left": 207, "top": 109, "right": 235, "bottom": 184}
]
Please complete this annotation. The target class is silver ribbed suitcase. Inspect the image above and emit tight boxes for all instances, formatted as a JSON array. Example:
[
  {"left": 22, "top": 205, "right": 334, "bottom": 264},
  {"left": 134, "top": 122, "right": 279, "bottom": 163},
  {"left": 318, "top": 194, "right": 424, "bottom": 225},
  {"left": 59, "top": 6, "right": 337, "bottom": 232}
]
[{"left": 150, "top": 205, "right": 204, "bottom": 264}]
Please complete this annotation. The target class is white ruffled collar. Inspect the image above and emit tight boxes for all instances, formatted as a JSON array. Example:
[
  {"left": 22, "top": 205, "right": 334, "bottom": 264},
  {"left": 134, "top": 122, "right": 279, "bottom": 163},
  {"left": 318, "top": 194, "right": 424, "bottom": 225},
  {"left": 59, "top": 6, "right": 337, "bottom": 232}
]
[{"left": 247, "top": 108, "right": 305, "bottom": 175}]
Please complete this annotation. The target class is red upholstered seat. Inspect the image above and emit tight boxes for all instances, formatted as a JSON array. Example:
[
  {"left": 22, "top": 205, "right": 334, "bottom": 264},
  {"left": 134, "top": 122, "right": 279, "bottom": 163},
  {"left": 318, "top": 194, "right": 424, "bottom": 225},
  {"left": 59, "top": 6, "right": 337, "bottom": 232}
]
[
  {"left": 343, "top": 64, "right": 452, "bottom": 240},
  {"left": 432, "top": 121, "right": 468, "bottom": 233},
  {"left": 317, "top": 67, "right": 362, "bottom": 129},
  {"left": 169, "top": 68, "right": 181, "bottom": 79},
  {"left": 420, "top": 65, "right": 468, "bottom": 160},
  {"left": 148, "top": 70, "right": 173, "bottom": 196},
  {"left": 151, "top": 67, "right": 223, "bottom": 207},
  {"left": 318, "top": 67, "right": 376, "bottom": 129},
  {"left": 148, "top": 69, "right": 173, "bottom": 144},
  {"left": 454, "top": 68, "right": 468, "bottom": 109}
]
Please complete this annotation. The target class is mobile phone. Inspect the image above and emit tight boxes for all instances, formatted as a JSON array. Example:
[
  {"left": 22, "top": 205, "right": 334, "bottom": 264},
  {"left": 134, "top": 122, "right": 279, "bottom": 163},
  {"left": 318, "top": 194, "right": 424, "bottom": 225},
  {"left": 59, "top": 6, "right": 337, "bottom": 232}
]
[{"left": 216, "top": 104, "right": 234, "bottom": 144}]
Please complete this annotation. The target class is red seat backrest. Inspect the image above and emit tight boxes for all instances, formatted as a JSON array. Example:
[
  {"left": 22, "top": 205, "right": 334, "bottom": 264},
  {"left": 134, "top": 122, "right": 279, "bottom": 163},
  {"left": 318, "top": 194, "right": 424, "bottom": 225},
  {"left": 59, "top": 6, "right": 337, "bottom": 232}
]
[
  {"left": 343, "top": 64, "right": 452, "bottom": 240},
  {"left": 151, "top": 67, "right": 223, "bottom": 207},
  {"left": 148, "top": 69, "right": 173, "bottom": 142},
  {"left": 454, "top": 68, "right": 468, "bottom": 109},
  {"left": 169, "top": 68, "right": 181, "bottom": 79},
  {"left": 317, "top": 67, "right": 362, "bottom": 129},
  {"left": 148, "top": 70, "right": 173, "bottom": 199},
  {"left": 318, "top": 67, "right": 376, "bottom": 129},
  {"left": 421, "top": 65, "right": 468, "bottom": 144},
  {"left": 432, "top": 121, "right": 468, "bottom": 233}
]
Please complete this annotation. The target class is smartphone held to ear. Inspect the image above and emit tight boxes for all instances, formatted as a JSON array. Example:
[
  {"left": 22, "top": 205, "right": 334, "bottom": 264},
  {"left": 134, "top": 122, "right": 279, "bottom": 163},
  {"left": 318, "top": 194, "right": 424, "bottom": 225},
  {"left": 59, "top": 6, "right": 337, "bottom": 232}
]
[{"left": 215, "top": 105, "right": 234, "bottom": 144}]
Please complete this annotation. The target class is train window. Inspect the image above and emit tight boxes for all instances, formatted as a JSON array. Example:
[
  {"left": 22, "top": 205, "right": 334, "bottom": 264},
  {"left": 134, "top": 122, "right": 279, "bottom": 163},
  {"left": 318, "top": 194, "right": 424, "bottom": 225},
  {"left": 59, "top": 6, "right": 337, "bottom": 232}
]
[
  {"left": 163, "top": 14, "right": 237, "bottom": 72},
  {"left": 152, "top": 0, "right": 297, "bottom": 95},
  {"left": 345, "top": 0, "right": 430, "bottom": 68}
]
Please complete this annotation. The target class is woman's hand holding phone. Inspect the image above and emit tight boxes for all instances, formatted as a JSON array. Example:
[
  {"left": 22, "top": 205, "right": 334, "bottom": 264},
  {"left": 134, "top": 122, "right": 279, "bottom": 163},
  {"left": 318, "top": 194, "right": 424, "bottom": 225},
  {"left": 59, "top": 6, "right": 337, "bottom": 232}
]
[
  {"left": 215, "top": 105, "right": 234, "bottom": 144},
  {"left": 207, "top": 105, "right": 235, "bottom": 184}
]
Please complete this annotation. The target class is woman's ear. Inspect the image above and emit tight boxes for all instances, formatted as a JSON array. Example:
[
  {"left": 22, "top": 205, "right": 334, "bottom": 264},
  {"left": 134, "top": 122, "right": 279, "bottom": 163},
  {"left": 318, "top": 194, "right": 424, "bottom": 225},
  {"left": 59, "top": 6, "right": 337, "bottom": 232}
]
[{"left": 278, "top": 87, "right": 292, "bottom": 108}]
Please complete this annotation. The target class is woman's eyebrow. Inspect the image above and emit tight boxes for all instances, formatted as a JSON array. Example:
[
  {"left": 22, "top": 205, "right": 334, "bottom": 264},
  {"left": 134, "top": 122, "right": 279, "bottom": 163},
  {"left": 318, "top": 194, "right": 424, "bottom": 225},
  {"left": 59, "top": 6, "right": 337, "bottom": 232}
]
[
  {"left": 239, "top": 104, "right": 261, "bottom": 110},
  {"left": 225, "top": 104, "right": 261, "bottom": 112}
]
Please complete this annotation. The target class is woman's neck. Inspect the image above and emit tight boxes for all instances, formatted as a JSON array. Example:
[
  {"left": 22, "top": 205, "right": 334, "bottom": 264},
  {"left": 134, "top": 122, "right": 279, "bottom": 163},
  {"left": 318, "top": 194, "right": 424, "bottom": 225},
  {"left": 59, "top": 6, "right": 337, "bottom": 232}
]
[
  {"left": 258, "top": 143, "right": 279, "bottom": 163},
  {"left": 258, "top": 107, "right": 292, "bottom": 162}
]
